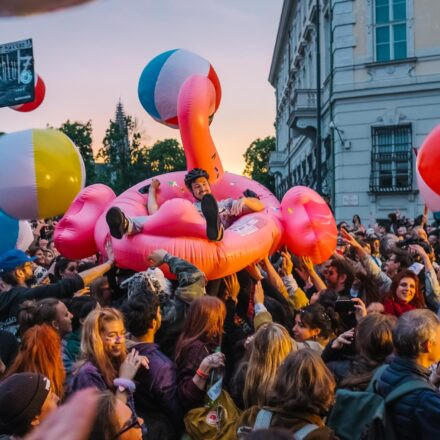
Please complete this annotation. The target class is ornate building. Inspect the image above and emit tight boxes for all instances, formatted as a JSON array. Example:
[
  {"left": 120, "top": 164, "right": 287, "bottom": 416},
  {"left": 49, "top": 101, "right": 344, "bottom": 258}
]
[{"left": 269, "top": 0, "right": 440, "bottom": 223}]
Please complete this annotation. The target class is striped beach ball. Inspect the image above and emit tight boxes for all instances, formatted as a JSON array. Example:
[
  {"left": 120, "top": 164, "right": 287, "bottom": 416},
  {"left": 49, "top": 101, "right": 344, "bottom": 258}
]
[
  {"left": 417, "top": 125, "right": 440, "bottom": 211},
  {"left": 10, "top": 74, "right": 46, "bottom": 112},
  {"left": 138, "top": 49, "right": 221, "bottom": 128},
  {"left": 0, "top": 210, "right": 33, "bottom": 254},
  {"left": 0, "top": 129, "right": 85, "bottom": 219}
]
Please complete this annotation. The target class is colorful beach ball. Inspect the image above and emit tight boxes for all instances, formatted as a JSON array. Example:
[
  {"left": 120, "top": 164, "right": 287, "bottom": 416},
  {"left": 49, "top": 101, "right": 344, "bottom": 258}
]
[
  {"left": 0, "top": 210, "right": 33, "bottom": 254},
  {"left": 417, "top": 125, "right": 440, "bottom": 211},
  {"left": 0, "top": 129, "right": 85, "bottom": 219},
  {"left": 138, "top": 49, "right": 221, "bottom": 128},
  {"left": 10, "top": 74, "right": 46, "bottom": 112}
]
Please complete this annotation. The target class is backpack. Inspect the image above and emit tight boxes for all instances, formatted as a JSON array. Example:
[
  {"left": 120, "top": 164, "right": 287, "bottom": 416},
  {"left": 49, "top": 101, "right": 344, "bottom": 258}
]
[
  {"left": 237, "top": 408, "right": 319, "bottom": 440},
  {"left": 184, "top": 389, "right": 241, "bottom": 440},
  {"left": 327, "top": 364, "right": 433, "bottom": 440}
]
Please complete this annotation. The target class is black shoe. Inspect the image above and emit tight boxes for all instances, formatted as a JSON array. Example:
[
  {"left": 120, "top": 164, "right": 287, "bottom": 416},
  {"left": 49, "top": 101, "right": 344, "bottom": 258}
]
[
  {"left": 106, "top": 207, "right": 128, "bottom": 239},
  {"left": 201, "top": 194, "right": 223, "bottom": 241}
]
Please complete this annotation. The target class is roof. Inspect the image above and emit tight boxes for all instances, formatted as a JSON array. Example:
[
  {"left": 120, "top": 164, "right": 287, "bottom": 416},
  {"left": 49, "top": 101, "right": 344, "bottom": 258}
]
[{"left": 268, "top": 0, "right": 296, "bottom": 87}]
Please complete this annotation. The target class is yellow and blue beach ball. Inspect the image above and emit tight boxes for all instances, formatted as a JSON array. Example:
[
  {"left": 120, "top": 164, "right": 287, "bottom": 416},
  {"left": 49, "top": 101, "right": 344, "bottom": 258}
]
[{"left": 0, "top": 128, "right": 85, "bottom": 219}]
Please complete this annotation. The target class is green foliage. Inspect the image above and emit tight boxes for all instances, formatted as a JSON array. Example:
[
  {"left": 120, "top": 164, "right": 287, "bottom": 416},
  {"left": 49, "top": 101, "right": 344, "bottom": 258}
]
[
  {"left": 59, "top": 120, "right": 96, "bottom": 185},
  {"left": 55, "top": 102, "right": 187, "bottom": 194},
  {"left": 97, "top": 113, "right": 144, "bottom": 193},
  {"left": 243, "top": 136, "right": 276, "bottom": 193},
  {"left": 146, "top": 138, "right": 186, "bottom": 176},
  {"left": 97, "top": 103, "right": 186, "bottom": 193}
]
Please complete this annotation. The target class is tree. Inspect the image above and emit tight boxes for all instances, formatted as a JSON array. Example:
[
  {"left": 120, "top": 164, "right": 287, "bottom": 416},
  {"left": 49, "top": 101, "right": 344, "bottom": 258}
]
[
  {"left": 243, "top": 136, "right": 276, "bottom": 193},
  {"left": 145, "top": 138, "right": 186, "bottom": 176},
  {"left": 59, "top": 120, "right": 96, "bottom": 185},
  {"left": 97, "top": 101, "right": 144, "bottom": 193}
]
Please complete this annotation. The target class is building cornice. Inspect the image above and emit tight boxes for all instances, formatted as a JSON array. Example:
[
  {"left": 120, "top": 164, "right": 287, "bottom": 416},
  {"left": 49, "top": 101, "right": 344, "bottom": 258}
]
[{"left": 268, "top": 0, "right": 296, "bottom": 87}]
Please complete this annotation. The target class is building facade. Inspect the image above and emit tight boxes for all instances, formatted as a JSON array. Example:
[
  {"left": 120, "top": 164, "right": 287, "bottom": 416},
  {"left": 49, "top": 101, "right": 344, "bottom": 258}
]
[{"left": 269, "top": 0, "right": 440, "bottom": 224}]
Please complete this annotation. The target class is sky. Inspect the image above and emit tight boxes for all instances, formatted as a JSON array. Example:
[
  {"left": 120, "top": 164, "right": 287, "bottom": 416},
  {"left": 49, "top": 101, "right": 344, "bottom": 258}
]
[{"left": 0, "top": 0, "right": 283, "bottom": 175}]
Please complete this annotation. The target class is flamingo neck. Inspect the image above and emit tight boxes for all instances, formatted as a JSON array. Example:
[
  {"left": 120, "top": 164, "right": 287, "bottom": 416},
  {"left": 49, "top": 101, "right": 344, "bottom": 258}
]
[{"left": 177, "top": 75, "right": 224, "bottom": 183}]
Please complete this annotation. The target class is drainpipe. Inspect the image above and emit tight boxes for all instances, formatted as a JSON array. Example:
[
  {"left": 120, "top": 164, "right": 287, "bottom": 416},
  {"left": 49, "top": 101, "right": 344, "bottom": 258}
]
[
  {"left": 316, "top": 0, "right": 322, "bottom": 194},
  {"left": 329, "top": 0, "right": 335, "bottom": 209}
]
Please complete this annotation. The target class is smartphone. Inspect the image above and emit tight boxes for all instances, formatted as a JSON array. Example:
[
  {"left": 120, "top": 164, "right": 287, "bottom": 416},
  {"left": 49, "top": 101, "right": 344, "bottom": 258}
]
[{"left": 335, "top": 299, "right": 356, "bottom": 314}]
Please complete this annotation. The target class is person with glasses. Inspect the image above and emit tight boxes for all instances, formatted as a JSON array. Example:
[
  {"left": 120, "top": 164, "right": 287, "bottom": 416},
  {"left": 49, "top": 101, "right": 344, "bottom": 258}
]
[
  {"left": 0, "top": 248, "right": 114, "bottom": 337},
  {"left": 88, "top": 391, "right": 146, "bottom": 440}
]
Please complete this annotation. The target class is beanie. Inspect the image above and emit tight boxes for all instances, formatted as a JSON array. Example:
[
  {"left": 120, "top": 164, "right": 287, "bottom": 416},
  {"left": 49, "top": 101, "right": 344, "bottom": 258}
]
[{"left": 0, "top": 373, "right": 50, "bottom": 435}]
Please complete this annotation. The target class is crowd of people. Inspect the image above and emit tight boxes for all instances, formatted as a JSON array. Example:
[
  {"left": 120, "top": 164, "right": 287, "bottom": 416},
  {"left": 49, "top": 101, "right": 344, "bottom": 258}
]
[{"left": 2, "top": 173, "right": 440, "bottom": 439}]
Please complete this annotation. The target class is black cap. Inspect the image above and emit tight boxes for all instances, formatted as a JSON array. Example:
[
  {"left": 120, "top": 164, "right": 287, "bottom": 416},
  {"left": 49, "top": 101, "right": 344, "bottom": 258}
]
[
  {"left": 0, "top": 373, "right": 50, "bottom": 435},
  {"left": 184, "top": 168, "right": 209, "bottom": 189}
]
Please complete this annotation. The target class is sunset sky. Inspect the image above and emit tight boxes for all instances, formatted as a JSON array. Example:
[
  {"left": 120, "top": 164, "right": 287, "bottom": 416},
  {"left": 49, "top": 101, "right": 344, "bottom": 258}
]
[{"left": 0, "top": 0, "right": 283, "bottom": 175}]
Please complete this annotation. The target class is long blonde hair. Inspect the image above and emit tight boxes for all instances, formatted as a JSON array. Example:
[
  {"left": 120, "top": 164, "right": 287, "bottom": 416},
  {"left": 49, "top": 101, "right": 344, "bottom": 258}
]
[
  {"left": 243, "top": 323, "right": 294, "bottom": 408},
  {"left": 77, "top": 308, "right": 126, "bottom": 388}
]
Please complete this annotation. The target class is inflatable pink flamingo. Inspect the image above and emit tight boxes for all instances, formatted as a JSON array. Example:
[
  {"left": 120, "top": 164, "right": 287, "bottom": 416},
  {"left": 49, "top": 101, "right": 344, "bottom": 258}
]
[{"left": 55, "top": 49, "right": 337, "bottom": 279}]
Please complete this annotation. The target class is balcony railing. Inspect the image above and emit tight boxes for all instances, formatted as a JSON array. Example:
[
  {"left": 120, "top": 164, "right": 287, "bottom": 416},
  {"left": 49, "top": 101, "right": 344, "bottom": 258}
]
[{"left": 292, "top": 89, "right": 317, "bottom": 110}]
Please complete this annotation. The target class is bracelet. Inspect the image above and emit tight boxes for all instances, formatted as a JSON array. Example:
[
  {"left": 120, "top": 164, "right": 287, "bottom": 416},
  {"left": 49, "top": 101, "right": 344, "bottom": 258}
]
[
  {"left": 196, "top": 369, "right": 209, "bottom": 380},
  {"left": 113, "top": 378, "right": 136, "bottom": 393}
]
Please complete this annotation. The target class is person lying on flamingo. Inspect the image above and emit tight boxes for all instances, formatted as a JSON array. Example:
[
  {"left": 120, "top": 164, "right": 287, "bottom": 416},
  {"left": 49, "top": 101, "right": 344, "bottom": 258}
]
[{"left": 105, "top": 168, "right": 265, "bottom": 242}]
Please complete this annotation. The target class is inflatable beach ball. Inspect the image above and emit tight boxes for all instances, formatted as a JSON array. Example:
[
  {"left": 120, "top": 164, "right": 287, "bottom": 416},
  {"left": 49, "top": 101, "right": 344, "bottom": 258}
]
[
  {"left": 0, "top": 129, "right": 85, "bottom": 219},
  {"left": 0, "top": 210, "right": 33, "bottom": 254},
  {"left": 138, "top": 49, "right": 221, "bottom": 128},
  {"left": 417, "top": 125, "right": 440, "bottom": 211},
  {"left": 10, "top": 74, "right": 46, "bottom": 112}
]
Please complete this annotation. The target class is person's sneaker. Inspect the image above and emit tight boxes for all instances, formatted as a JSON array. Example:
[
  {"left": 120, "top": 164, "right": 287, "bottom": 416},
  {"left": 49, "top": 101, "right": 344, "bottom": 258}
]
[
  {"left": 106, "top": 207, "right": 129, "bottom": 239},
  {"left": 201, "top": 194, "right": 223, "bottom": 241}
]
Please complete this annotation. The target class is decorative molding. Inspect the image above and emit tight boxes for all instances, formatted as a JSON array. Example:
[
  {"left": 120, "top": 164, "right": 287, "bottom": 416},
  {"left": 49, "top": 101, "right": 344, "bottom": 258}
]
[{"left": 375, "top": 108, "right": 408, "bottom": 126}]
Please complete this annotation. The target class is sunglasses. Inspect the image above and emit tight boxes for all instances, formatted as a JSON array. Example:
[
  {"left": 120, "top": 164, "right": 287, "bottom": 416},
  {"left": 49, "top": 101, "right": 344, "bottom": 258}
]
[{"left": 111, "top": 409, "right": 147, "bottom": 440}]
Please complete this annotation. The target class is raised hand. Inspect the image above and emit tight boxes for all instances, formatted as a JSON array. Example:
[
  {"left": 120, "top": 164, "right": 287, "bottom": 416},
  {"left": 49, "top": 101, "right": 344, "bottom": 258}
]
[
  {"left": 119, "top": 349, "right": 149, "bottom": 380},
  {"left": 352, "top": 297, "right": 367, "bottom": 322},
  {"left": 224, "top": 273, "right": 240, "bottom": 302},
  {"left": 150, "top": 178, "right": 161, "bottom": 190},
  {"left": 331, "top": 328, "right": 355, "bottom": 350},
  {"left": 245, "top": 262, "right": 263, "bottom": 282},
  {"left": 148, "top": 249, "right": 168, "bottom": 267},
  {"left": 254, "top": 281, "right": 265, "bottom": 305},
  {"left": 279, "top": 251, "right": 293, "bottom": 276}
]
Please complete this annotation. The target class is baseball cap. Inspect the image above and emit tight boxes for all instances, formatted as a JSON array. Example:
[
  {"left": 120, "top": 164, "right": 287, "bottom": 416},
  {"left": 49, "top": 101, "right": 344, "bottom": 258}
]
[
  {"left": 0, "top": 373, "right": 51, "bottom": 435},
  {"left": 0, "top": 249, "right": 36, "bottom": 273}
]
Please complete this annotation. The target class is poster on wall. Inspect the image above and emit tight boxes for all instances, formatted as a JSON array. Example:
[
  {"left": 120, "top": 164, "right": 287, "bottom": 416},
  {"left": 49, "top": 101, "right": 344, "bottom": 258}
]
[{"left": 0, "top": 38, "right": 34, "bottom": 108}]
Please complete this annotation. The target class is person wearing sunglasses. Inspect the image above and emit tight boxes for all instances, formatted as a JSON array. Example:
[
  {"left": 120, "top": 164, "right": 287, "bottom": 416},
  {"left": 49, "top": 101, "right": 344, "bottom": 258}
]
[{"left": 88, "top": 391, "right": 147, "bottom": 440}]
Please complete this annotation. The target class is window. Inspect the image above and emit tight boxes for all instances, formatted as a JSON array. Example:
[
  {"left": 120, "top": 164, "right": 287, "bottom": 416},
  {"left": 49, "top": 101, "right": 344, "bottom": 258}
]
[
  {"left": 370, "top": 125, "right": 412, "bottom": 193},
  {"left": 375, "top": 0, "right": 407, "bottom": 61}
]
